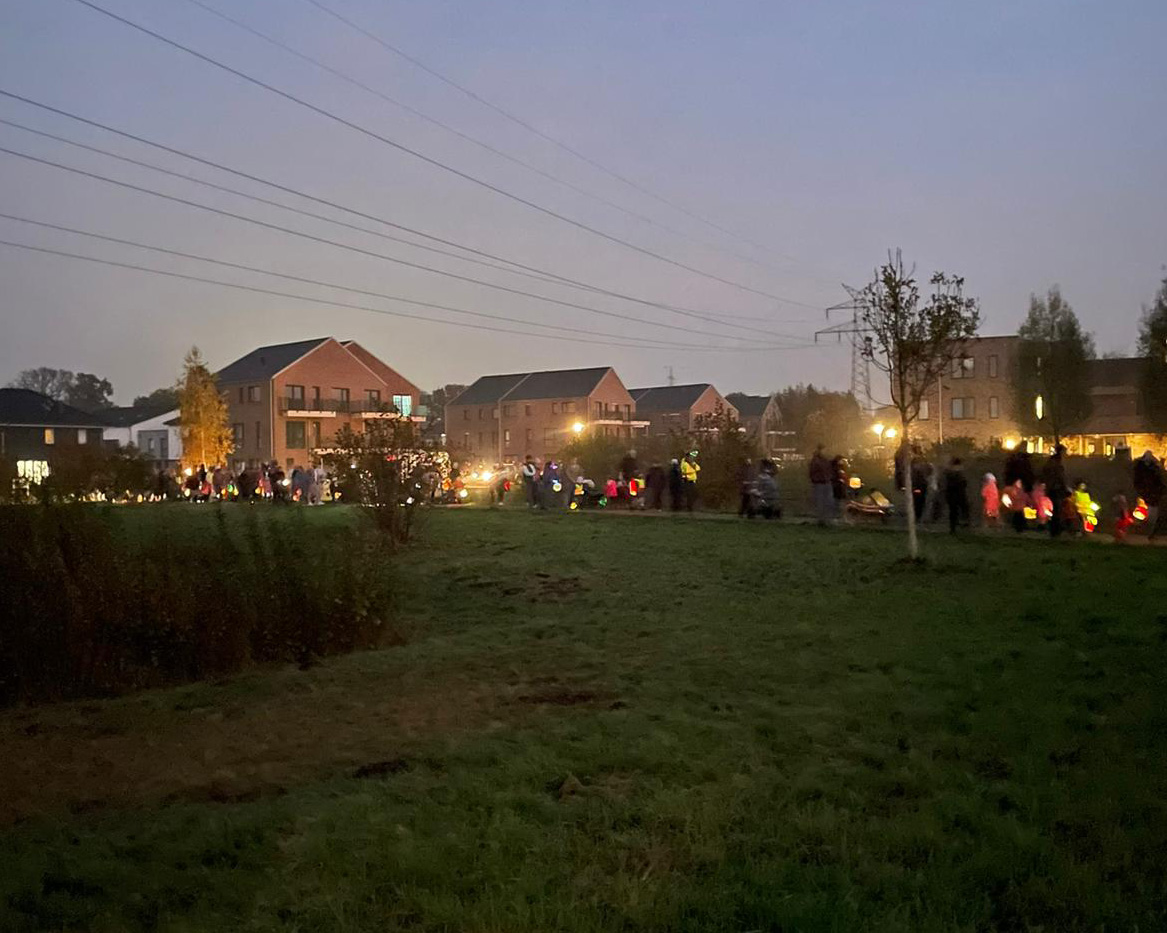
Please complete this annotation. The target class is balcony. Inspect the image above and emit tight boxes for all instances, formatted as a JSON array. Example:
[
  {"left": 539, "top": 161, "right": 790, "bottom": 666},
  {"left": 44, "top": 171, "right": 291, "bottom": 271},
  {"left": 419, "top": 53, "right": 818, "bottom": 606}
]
[{"left": 279, "top": 397, "right": 344, "bottom": 415}]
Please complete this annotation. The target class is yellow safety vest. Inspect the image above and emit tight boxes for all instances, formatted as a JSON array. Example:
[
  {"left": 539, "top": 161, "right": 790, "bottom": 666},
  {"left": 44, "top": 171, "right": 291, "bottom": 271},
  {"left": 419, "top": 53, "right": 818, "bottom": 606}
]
[{"left": 681, "top": 460, "right": 700, "bottom": 482}]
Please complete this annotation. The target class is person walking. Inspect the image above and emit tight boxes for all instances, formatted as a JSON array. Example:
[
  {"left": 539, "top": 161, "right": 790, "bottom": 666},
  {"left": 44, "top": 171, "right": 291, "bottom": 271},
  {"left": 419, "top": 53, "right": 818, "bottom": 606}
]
[
  {"left": 830, "top": 455, "right": 848, "bottom": 521},
  {"left": 752, "top": 459, "right": 781, "bottom": 519},
  {"left": 1004, "top": 442, "right": 1035, "bottom": 533},
  {"left": 981, "top": 472, "right": 1000, "bottom": 528},
  {"left": 680, "top": 451, "right": 700, "bottom": 511},
  {"left": 910, "top": 447, "right": 931, "bottom": 523},
  {"left": 540, "top": 460, "right": 562, "bottom": 509},
  {"left": 668, "top": 459, "right": 683, "bottom": 511},
  {"left": 1041, "top": 444, "right": 1071, "bottom": 538},
  {"left": 645, "top": 463, "right": 666, "bottom": 510},
  {"left": 1133, "top": 450, "right": 1166, "bottom": 539},
  {"left": 943, "top": 457, "right": 969, "bottom": 534},
  {"left": 809, "top": 444, "right": 833, "bottom": 526},
  {"left": 521, "top": 455, "right": 538, "bottom": 509}
]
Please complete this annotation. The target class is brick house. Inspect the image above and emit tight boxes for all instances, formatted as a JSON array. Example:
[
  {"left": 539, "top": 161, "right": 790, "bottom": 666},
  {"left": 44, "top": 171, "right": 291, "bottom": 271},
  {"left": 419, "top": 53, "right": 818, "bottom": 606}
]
[
  {"left": 216, "top": 337, "right": 419, "bottom": 470},
  {"left": 726, "top": 392, "right": 791, "bottom": 457},
  {"left": 628, "top": 384, "right": 738, "bottom": 437},
  {"left": 0, "top": 388, "right": 108, "bottom": 484},
  {"left": 1067, "top": 358, "right": 1165, "bottom": 457},
  {"left": 875, "top": 335, "right": 1022, "bottom": 448},
  {"left": 446, "top": 367, "right": 647, "bottom": 462}
]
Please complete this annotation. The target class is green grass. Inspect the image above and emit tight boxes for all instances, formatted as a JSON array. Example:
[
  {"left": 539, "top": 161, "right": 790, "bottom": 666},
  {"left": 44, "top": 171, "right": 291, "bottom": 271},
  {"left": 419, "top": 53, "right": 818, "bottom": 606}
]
[{"left": 3, "top": 508, "right": 1167, "bottom": 931}]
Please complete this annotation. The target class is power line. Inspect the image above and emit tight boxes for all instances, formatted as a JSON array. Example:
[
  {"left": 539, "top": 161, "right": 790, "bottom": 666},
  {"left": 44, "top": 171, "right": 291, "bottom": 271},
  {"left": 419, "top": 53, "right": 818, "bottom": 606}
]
[
  {"left": 302, "top": 0, "right": 795, "bottom": 266},
  {"left": 0, "top": 143, "right": 814, "bottom": 344},
  {"left": 67, "top": 0, "right": 821, "bottom": 308},
  {"left": 0, "top": 89, "right": 823, "bottom": 326},
  {"left": 0, "top": 210, "right": 807, "bottom": 351},
  {"left": 179, "top": 0, "right": 822, "bottom": 286},
  {"left": 0, "top": 235, "right": 808, "bottom": 353}
]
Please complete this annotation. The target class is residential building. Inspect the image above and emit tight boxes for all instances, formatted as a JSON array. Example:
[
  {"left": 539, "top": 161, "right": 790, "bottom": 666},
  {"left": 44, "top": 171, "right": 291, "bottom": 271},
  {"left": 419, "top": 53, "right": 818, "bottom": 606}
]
[
  {"left": 629, "top": 384, "right": 738, "bottom": 437},
  {"left": 446, "top": 367, "right": 647, "bottom": 462},
  {"left": 1066, "top": 358, "right": 1165, "bottom": 456},
  {"left": 727, "top": 393, "right": 792, "bottom": 457},
  {"left": 216, "top": 337, "right": 420, "bottom": 470},
  {"left": 103, "top": 406, "right": 182, "bottom": 467},
  {"left": 0, "top": 388, "right": 109, "bottom": 484}
]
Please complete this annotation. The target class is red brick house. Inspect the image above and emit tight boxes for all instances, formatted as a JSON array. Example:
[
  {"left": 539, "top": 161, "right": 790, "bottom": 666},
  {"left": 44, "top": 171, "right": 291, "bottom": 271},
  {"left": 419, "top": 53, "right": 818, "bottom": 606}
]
[
  {"left": 446, "top": 367, "right": 648, "bottom": 462},
  {"left": 217, "top": 337, "right": 419, "bottom": 470},
  {"left": 629, "top": 384, "right": 738, "bottom": 437}
]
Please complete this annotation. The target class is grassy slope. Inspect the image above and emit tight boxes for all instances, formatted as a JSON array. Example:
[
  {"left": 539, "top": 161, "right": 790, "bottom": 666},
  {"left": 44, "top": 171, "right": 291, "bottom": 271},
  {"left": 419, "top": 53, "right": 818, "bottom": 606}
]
[{"left": 3, "top": 508, "right": 1167, "bottom": 932}]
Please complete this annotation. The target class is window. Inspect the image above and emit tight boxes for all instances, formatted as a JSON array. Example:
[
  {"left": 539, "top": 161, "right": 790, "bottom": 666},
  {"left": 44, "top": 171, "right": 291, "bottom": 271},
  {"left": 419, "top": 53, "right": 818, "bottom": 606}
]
[
  {"left": 392, "top": 394, "right": 412, "bottom": 417},
  {"left": 524, "top": 404, "right": 532, "bottom": 416},
  {"left": 248, "top": 385, "right": 261, "bottom": 402},
  {"left": 286, "top": 421, "right": 306, "bottom": 448},
  {"left": 43, "top": 428, "right": 54, "bottom": 445},
  {"left": 462, "top": 432, "right": 470, "bottom": 448},
  {"left": 544, "top": 428, "right": 557, "bottom": 443},
  {"left": 920, "top": 399, "right": 930, "bottom": 420},
  {"left": 463, "top": 409, "right": 470, "bottom": 421},
  {"left": 238, "top": 387, "right": 245, "bottom": 403},
  {"left": 502, "top": 404, "right": 513, "bottom": 417},
  {"left": 366, "top": 389, "right": 381, "bottom": 404},
  {"left": 147, "top": 437, "right": 157, "bottom": 453},
  {"left": 551, "top": 402, "right": 559, "bottom": 414},
  {"left": 287, "top": 385, "right": 305, "bottom": 402},
  {"left": 525, "top": 428, "right": 533, "bottom": 442},
  {"left": 334, "top": 387, "right": 350, "bottom": 404},
  {"left": 312, "top": 386, "right": 321, "bottom": 402},
  {"left": 254, "top": 421, "right": 261, "bottom": 448},
  {"left": 562, "top": 401, "right": 575, "bottom": 413},
  {"left": 232, "top": 423, "right": 244, "bottom": 447},
  {"left": 311, "top": 420, "right": 322, "bottom": 447},
  {"left": 951, "top": 357, "right": 974, "bottom": 379},
  {"left": 950, "top": 397, "right": 976, "bottom": 420},
  {"left": 504, "top": 429, "right": 511, "bottom": 445},
  {"left": 595, "top": 401, "right": 603, "bottom": 417},
  {"left": 478, "top": 407, "right": 485, "bottom": 420},
  {"left": 988, "top": 355, "right": 999, "bottom": 378},
  {"left": 625, "top": 404, "right": 631, "bottom": 419},
  {"left": 77, "top": 428, "right": 88, "bottom": 445},
  {"left": 989, "top": 396, "right": 1000, "bottom": 419}
]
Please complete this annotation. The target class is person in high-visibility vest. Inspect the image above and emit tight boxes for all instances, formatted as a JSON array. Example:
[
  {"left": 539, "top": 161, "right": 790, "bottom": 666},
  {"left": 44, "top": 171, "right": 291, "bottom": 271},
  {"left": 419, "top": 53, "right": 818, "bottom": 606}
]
[{"left": 680, "top": 451, "right": 700, "bottom": 511}]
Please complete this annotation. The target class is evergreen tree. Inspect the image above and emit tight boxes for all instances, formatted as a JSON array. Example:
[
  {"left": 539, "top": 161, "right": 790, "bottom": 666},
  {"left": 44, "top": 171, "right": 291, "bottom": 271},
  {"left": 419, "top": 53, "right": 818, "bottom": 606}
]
[
  {"left": 1012, "top": 287, "right": 1095, "bottom": 442},
  {"left": 178, "top": 347, "right": 233, "bottom": 470},
  {"left": 1137, "top": 274, "right": 1167, "bottom": 432}
]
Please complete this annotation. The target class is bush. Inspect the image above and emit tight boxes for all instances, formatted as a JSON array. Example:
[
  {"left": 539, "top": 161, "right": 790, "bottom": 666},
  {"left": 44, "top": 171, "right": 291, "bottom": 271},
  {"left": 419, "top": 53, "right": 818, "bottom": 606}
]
[{"left": 0, "top": 506, "right": 397, "bottom": 705}]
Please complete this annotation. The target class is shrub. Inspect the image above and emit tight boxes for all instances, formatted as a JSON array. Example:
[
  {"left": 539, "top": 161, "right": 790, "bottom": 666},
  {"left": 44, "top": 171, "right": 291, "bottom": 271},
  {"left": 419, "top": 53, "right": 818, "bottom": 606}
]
[{"left": 0, "top": 506, "right": 397, "bottom": 705}]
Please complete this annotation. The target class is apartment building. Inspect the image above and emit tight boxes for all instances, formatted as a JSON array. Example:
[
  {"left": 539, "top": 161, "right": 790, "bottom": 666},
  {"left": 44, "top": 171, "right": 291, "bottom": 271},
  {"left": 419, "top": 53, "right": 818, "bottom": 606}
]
[
  {"left": 629, "top": 384, "right": 738, "bottom": 436},
  {"left": 909, "top": 335, "right": 1021, "bottom": 447},
  {"left": 446, "top": 367, "right": 647, "bottom": 462},
  {"left": 217, "top": 337, "right": 419, "bottom": 469},
  {"left": 727, "top": 392, "right": 791, "bottom": 457}
]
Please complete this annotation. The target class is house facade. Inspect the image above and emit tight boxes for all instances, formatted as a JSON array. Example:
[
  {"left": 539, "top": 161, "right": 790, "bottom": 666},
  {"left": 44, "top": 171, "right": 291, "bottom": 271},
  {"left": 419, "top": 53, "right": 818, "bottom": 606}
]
[
  {"left": 1063, "top": 358, "right": 1165, "bottom": 457},
  {"left": 727, "top": 393, "right": 791, "bottom": 457},
  {"left": 446, "top": 367, "right": 647, "bottom": 462},
  {"left": 103, "top": 406, "right": 183, "bottom": 467},
  {"left": 629, "top": 384, "right": 738, "bottom": 437},
  {"left": 217, "top": 337, "right": 420, "bottom": 470},
  {"left": 0, "top": 388, "right": 109, "bottom": 484}
]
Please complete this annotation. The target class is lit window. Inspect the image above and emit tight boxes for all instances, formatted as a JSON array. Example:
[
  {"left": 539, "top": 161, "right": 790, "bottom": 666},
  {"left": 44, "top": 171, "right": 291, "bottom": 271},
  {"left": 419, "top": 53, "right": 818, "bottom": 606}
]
[
  {"left": 392, "top": 394, "right": 413, "bottom": 417},
  {"left": 77, "top": 429, "right": 87, "bottom": 445},
  {"left": 920, "top": 399, "right": 930, "bottom": 420},
  {"left": 44, "top": 428, "right": 54, "bottom": 445},
  {"left": 504, "top": 429, "right": 511, "bottom": 445}
]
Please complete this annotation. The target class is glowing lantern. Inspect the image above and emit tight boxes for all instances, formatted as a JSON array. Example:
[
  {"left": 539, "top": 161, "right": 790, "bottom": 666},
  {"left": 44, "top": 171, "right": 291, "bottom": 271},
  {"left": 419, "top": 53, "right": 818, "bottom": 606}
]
[
  {"left": 569, "top": 500, "right": 579, "bottom": 510},
  {"left": 552, "top": 481, "right": 562, "bottom": 493},
  {"left": 1004, "top": 439, "right": 1017, "bottom": 451},
  {"left": 1023, "top": 507, "right": 1037, "bottom": 520},
  {"left": 1133, "top": 499, "right": 1148, "bottom": 521},
  {"left": 1001, "top": 493, "right": 1013, "bottom": 508},
  {"left": 457, "top": 488, "right": 468, "bottom": 499},
  {"left": 848, "top": 476, "right": 862, "bottom": 490}
]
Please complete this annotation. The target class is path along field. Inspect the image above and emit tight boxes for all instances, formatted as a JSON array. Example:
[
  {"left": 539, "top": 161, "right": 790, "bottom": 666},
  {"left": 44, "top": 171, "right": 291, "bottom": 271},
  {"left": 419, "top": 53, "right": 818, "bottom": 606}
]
[{"left": 2, "top": 506, "right": 1167, "bottom": 931}]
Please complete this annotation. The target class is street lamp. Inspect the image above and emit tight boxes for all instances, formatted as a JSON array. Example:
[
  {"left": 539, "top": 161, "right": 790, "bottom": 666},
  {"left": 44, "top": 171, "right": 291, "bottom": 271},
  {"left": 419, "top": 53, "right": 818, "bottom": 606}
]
[
  {"left": 872, "top": 423, "right": 884, "bottom": 437},
  {"left": 571, "top": 421, "right": 584, "bottom": 435},
  {"left": 885, "top": 427, "right": 898, "bottom": 439}
]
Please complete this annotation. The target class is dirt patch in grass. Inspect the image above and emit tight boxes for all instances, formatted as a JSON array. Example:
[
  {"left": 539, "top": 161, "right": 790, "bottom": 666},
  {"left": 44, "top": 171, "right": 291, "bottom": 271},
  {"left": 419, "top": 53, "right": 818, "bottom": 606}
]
[{"left": 0, "top": 660, "right": 499, "bottom": 825}]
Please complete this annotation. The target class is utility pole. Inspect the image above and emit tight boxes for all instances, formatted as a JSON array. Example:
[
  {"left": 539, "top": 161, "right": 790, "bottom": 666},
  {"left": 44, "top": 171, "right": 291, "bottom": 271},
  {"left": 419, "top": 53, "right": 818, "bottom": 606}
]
[{"left": 666, "top": 366, "right": 675, "bottom": 387}]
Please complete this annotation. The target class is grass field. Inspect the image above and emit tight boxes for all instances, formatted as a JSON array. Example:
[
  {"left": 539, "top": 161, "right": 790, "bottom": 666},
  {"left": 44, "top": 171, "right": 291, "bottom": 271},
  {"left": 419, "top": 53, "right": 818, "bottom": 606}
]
[{"left": 3, "top": 507, "right": 1167, "bottom": 931}]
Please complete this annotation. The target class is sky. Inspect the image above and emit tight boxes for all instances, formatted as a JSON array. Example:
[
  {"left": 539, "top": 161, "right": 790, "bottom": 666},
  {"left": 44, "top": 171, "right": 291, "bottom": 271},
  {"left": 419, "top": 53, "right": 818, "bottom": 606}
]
[{"left": 1, "top": 0, "right": 1164, "bottom": 404}]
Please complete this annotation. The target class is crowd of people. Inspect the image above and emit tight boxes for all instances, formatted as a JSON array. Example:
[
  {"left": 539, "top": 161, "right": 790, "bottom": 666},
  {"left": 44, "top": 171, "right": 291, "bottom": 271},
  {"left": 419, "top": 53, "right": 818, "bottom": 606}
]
[{"left": 165, "top": 461, "right": 332, "bottom": 504}]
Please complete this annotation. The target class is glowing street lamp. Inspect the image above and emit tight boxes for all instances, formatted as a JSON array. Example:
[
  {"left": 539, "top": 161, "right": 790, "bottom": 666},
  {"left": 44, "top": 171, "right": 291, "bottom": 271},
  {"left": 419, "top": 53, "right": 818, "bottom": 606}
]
[
  {"left": 885, "top": 427, "right": 897, "bottom": 439},
  {"left": 872, "top": 423, "right": 885, "bottom": 437},
  {"left": 571, "top": 421, "right": 585, "bottom": 434}
]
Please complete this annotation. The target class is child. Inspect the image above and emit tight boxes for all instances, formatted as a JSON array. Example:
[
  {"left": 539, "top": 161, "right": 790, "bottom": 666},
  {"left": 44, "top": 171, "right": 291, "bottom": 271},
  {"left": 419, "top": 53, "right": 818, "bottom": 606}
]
[
  {"left": 1113, "top": 494, "right": 1134, "bottom": 542},
  {"left": 981, "top": 473, "right": 1000, "bottom": 527},
  {"left": 1073, "top": 480, "right": 1095, "bottom": 533}
]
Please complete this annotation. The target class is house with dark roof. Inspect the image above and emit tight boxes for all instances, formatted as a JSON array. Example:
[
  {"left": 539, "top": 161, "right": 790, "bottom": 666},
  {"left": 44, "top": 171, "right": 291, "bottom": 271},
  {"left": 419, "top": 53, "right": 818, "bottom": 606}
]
[
  {"left": 446, "top": 367, "right": 647, "bottom": 461},
  {"left": 629, "top": 384, "right": 738, "bottom": 437},
  {"left": 216, "top": 337, "right": 419, "bottom": 469},
  {"left": 725, "top": 392, "right": 789, "bottom": 456},
  {"left": 103, "top": 405, "right": 183, "bottom": 467},
  {"left": 0, "top": 388, "right": 110, "bottom": 482}
]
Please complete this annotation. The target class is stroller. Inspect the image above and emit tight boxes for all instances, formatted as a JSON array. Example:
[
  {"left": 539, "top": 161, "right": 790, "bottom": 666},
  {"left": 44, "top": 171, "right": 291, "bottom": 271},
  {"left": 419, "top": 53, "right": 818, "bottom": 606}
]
[
  {"left": 845, "top": 485, "right": 895, "bottom": 523},
  {"left": 569, "top": 479, "right": 607, "bottom": 510}
]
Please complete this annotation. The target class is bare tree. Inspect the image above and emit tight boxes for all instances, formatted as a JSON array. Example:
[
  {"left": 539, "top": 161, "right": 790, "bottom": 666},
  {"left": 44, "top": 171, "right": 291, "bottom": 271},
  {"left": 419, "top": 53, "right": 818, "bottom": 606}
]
[{"left": 852, "top": 250, "right": 980, "bottom": 558}]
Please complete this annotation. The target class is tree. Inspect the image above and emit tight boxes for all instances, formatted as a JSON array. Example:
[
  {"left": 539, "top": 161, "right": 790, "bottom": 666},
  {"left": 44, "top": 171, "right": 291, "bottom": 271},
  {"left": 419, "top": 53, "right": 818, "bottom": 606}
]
[
  {"left": 9, "top": 367, "right": 75, "bottom": 400},
  {"left": 853, "top": 250, "right": 980, "bottom": 559},
  {"left": 177, "top": 347, "right": 233, "bottom": 470},
  {"left": 65, "top": 373, "right": 114, "bottom": 412},
  {"left": 133, "top": 386, "right": 180, "bottom": 411},
  {"left": 1137, "top": 274, "right": 1167, "bottom": 432},
  {"left": 1013, "top": 287, "right": 1095, "bottom": 443},
  {"left": 771, "top": 385, "right": 863, "bottom": 454}
]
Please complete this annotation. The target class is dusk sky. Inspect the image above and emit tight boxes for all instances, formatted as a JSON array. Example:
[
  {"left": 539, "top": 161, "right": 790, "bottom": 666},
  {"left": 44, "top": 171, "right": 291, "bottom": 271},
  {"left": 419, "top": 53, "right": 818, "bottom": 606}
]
[{"left": 2, "top": 0, "right": 1164, "bottom": 403}]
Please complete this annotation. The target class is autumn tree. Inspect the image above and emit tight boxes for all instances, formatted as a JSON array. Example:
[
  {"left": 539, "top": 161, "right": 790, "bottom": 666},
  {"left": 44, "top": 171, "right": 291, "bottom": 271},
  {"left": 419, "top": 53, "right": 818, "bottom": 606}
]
[
  {"left": 853, "top": 250, "right": 980, "bottom": 559},
  {"left": 178, "top": 347, "right": 233, "bottom": 471},
  {"left": 1013, "top": 286, "right": 1095, "bottom": 443},
  {"left": 1137, "top": 274, "right": 1167, "bottom": 432}
]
